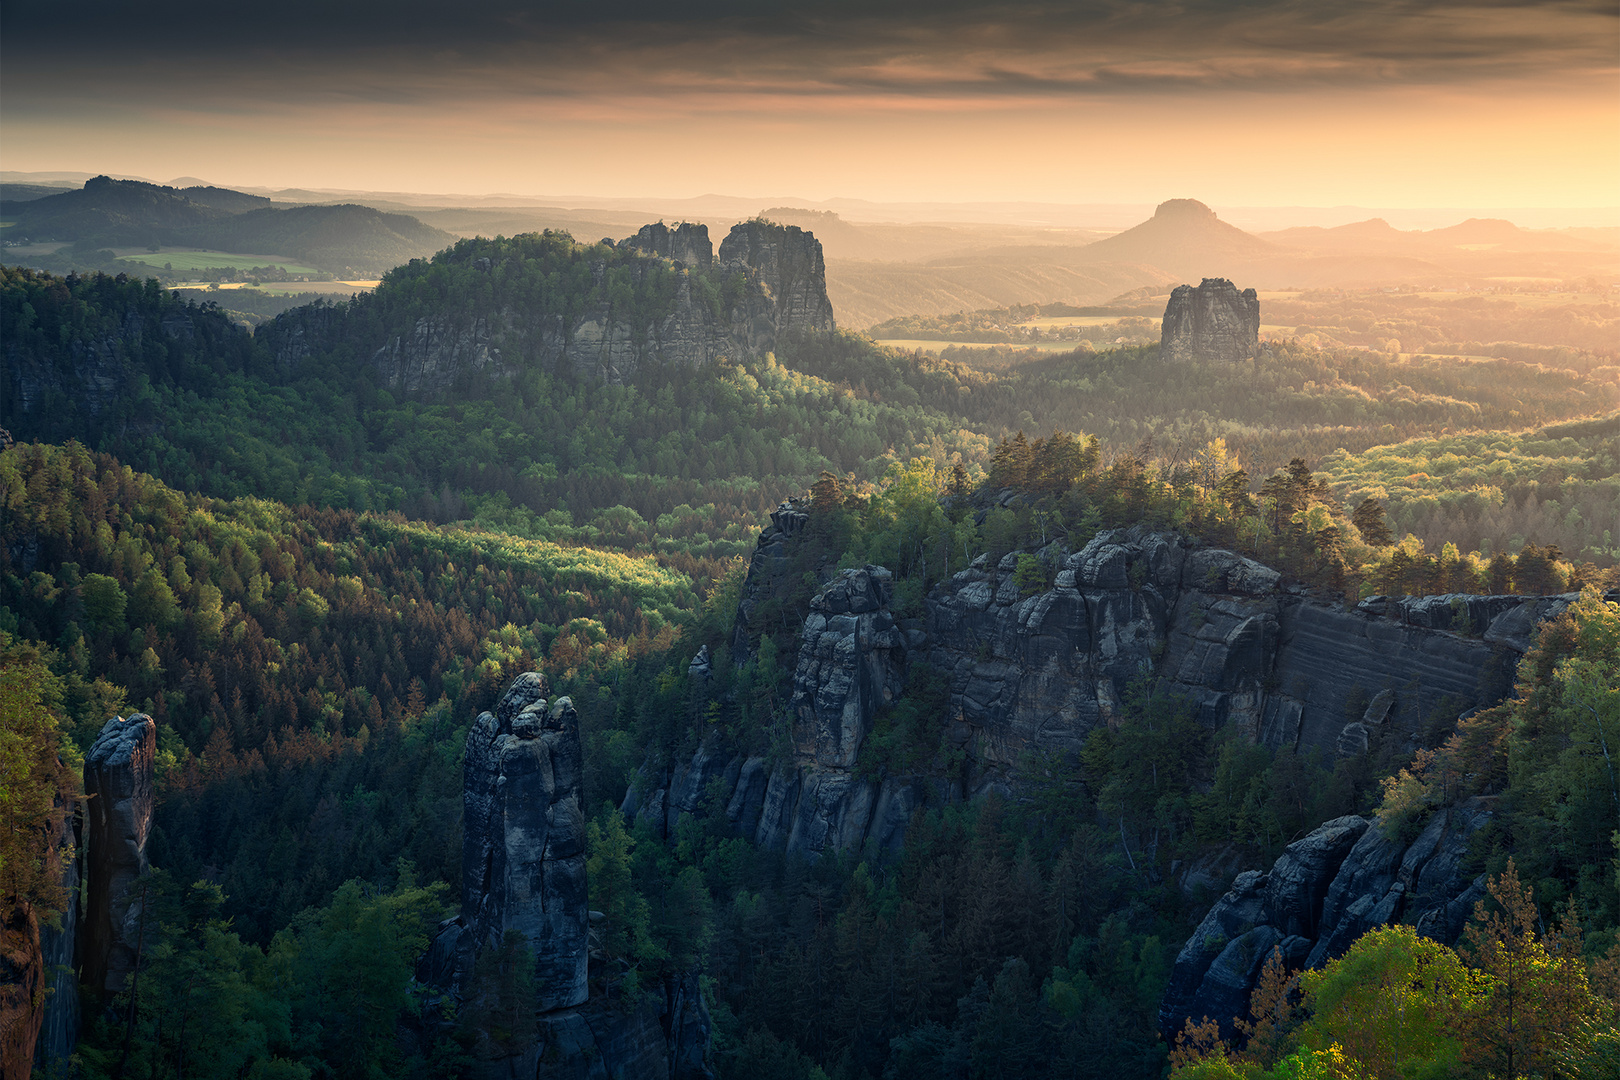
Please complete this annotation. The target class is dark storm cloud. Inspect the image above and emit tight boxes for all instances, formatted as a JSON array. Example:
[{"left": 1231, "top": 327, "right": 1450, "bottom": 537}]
[{"left": 4, "top": 0, "right": 1614, "bottom": 108}]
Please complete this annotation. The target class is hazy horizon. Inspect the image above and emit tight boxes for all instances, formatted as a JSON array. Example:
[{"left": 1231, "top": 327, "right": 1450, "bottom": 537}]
[{"left": 4, "top": 1, "right": 1615, "bottom": 212}]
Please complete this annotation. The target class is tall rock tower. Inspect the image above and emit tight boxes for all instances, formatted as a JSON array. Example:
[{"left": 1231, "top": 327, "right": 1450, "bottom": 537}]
[
  {"left": 458, "top": 672, "right": 589, "bottom": 1012},
  {"left": 82, "top": 714, "right": 156, "bottom": 997},
  {"left": 1161, "top": 278, "right": 1260, "bottom": 362}
]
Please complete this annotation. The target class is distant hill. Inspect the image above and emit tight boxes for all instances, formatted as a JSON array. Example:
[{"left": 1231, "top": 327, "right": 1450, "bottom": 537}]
[
  {"left": 1260, "top": 216, "right": 1611, "bottom": 256},
  {"left": 175, "top": 204, "right": 455, "bottom": 273},
  {"left": 178, "top": 186, "right": 271, "bottom": 214},
  {"left": 1070, "top": 198, "right": 1276, "bottom": 278},
  {"left": 2, "top": 176, "right": 454, "bottom": 275},
  {"left": 6, "top": 175, "right": 229, "bottom": 243}
]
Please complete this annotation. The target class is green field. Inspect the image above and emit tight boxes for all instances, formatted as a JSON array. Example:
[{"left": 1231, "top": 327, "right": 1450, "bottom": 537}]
[
  {"left": 873, "top": 337, "right": 1131, "bottom": 353},
  {"left": 115, "top": 249, "right": 324, "bottom": 274}
]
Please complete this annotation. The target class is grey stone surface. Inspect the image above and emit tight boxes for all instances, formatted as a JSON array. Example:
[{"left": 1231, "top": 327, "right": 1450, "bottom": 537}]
[
  {"left": 83, "top": 713, "right": 156, "bottom": 997},
  {"left": 1161, "top": 278, "right": 1260, "bottom": 363},
  {"left": 459, "top": 679, "right": 588, "bottom": 1011},
  {"left": 1160, "top": 802, "right": 1492, "bottom": 1043}
]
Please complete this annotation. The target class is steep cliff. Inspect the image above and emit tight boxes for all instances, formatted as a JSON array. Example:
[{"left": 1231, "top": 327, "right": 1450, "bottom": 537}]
[
  {"left": 82, "top": 713, "right": 156, "bottom": 998},
  {"left": 718, "top": 219, "right": 837, "bottom": 349},
  {"left": 635, "top": 518, "right": 1594, "bottom": 880},
  {"left": 620, "top": 222, "right": 714, "bottom": 271},
  {"left": 425, "top": 673, "right": 712, "bottom": 1079},
  {"left": 1157, "top": 799, "right": 1491, "bottom": 1042},
  {"left": 1161, "top": 278, "right": 1260, "bottom": 362},
  {"left": 637, "top": 522, "right": 1550, "bottom": 862}
]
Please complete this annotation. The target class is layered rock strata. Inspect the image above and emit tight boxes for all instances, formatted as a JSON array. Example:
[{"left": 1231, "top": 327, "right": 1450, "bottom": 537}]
[
  {"left": 1161, "top": 278, "right": 1260, "bottom": 362},
  {"left": 1158, "top": 800, "right": 1492, "bottom": 1041},
  {"left": 82, "top": 713, "right": 156, "bottom": 997},
  {"left": 638, "top": 523, "right": 1575, "bottom": 863}
]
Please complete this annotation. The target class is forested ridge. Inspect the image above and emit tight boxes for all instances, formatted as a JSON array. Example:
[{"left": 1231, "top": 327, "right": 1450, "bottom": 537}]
[{"left": 3, "top": 246, "right": 1618, "bottom": 1078}]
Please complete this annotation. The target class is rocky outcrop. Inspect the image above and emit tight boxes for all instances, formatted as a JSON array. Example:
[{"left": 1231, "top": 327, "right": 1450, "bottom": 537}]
[
  {"left": 269, "top": 219, "right": 836, "bottom": 396},
  {"left": 454, "top": 673, "right": 587, "bottom": 1011},
  {"left": 641, "top": 524, "right": 1565, "bottom": 865},
  {"left": 1161, "top": 278, "right": 1260, "bottom": 363},
  {"left": 82, "top": 713, "right": 155, "bottom": 998},
  {"left": 620, "top": 222, "right": 713, "bottom": 271},
  {"left": 718, "top": 219, "right": 836, "bottom": 346},
  {"left": 730, "top": 501, "right": 810, "bottom": 659},
  {"left": 426, "top": 673, "right": 712, "bottom": 1079},
  {"left": 1158, "top": 799, "right": 1491, "bottom": 1042}
]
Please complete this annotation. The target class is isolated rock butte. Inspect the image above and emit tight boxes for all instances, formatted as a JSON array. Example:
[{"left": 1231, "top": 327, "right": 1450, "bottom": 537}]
[
  {"left": 635, "top": 520, "right": 1588, "bottom": 866},
  {"left": 1158, "top": 800, "right": 1492, "bottom": 1042},
  {"left": 1161, "top": 277, "right": 1260, "bottom": 362},
  {"left": 82, "top": 713, "right": 156, "bottom": 997}
]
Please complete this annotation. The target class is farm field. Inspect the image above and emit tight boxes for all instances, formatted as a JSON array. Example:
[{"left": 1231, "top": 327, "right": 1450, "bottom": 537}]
[
  {"left": 114, "top": 248, "right": 324, "bottom": 274},
  {"left": 871, "top": 336, "right": 1089, "bottom": 353}
]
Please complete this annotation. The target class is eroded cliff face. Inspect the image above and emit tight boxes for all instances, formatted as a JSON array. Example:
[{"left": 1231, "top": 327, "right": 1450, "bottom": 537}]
[
  {"left": 425, "top": 673, "right": 713, "bottom": 1079},
  {"left": 620, "top": 222, "right": 714, "bottom": 271},
  {"left": 1157, "top": 800, "right": 1491, "bottom": 1042},
  {"left": 637, "top": 522, "right": 1565, "bottom": 868},
  {"left": 717, "top": 219, "right": 836, "bottom": 349},
  {"left": 1161, "top": 278, "right": 1260, "bottom": 363},
  {"left": 455, "top": 672, "right": 588, "bottom": 1012},
  {"left": 83, "top": 713, "right": 156, "bottom": 998},
  {"left": 5, "top": 309, "right": 198, "bottom": 424}
]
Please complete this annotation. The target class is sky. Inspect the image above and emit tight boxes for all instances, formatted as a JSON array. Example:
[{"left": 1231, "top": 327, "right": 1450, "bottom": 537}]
[{"left": 3, "top": 0, "right": 1616, "bottom": 211}]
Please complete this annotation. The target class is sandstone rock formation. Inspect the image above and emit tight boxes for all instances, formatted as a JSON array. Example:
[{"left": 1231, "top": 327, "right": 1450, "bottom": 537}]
[
  {"left": 635, "top": 522, "right": 1578, "bottom": 865},
  {"left": 620, "top": 222, "right": 713, "bottom": 271},
  {"left": 1161, "top": 278, "right": 1260, "bottom": 362},
  {"left": 1158, "top": 800, "right": 1491, "bottom": 1042},
  {"left": 263, "top": 219, "right": 835, "bottom": 396},
  {"left": 456, "top": 673, "right": 588, "bottom": 1011},
  {"left": 719, "top": 219, "right": 836, "bottom": 346},
  {"left": 425, "top": 673, "right": 713, "bottom": 1079},
  {"left": 82, "top": 713, "right": 156, "bottom": 997}
]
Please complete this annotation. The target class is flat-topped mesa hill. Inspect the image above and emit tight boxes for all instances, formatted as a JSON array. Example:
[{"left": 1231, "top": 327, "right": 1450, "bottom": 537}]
[{"left": 258, "top": 218, "right": 835, "bottom": 393}]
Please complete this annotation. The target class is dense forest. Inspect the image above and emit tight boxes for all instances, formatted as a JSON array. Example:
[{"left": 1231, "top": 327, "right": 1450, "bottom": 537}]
[
  {"left": 3, "top": 242, "right": 1618, "bottom": 1078},
  {"left": 6, "top": 259, "right": 1614, "bottom": 576}
]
